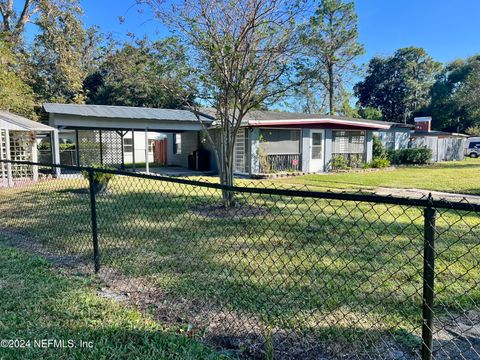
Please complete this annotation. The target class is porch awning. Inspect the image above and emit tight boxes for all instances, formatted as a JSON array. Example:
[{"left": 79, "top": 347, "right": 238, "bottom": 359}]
[
  {"left": 247, "top": 118, "right": 391, "bottom": 130},
  {"left": 0, "top": 111, "right": 55, "bottom": 132}
]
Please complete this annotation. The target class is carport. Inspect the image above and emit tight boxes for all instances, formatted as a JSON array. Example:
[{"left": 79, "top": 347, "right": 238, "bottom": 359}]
[
  {"left": 0, "top": 110, "right": 57, "bottom": 187},
  {"left": 43, "top": 103, "right": 214, "bottom": 173}
]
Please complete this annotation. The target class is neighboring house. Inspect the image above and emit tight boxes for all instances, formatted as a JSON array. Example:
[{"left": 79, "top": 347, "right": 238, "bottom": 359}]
[
  {"left": 204, "top": 111, "right": 408, "bottom": 175},
  {"left": 375, "top": 117, "right": 467, "bottom": 163},
  {"left": 409, "top": 117, "right": 467, "bottom": 162}
]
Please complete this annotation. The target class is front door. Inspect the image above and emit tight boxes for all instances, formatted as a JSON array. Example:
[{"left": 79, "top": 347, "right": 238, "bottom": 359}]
[{"left": 310, "top": 130, "right": 324, "bottom": 172}]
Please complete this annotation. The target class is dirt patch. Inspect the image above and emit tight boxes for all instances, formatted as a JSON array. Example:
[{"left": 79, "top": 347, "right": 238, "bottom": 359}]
[
  {"left": 433, "top": 311, "right": 480, "bottom": 359},
  {"left": 190, "top": 203, "right": 271, "bottom": 219}
]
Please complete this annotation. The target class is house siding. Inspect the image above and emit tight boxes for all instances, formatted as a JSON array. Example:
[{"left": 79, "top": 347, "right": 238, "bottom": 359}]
[
  {"left": 374, "top": 129, "right": 410, "bottom": 150},
  {"left": 167, "top": 131, "right": 199, "bottom": 168}
]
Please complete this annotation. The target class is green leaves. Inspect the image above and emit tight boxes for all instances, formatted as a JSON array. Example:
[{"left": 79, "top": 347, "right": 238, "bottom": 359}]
[
  {"left": 355, "top": 47, "right": 441, "bottom": 123},
  {"left": 0, "top": 39, "right": 36, "bottom": 118},
  {"left": 84, "top": 37, "right": 193, "bottom": 108}
]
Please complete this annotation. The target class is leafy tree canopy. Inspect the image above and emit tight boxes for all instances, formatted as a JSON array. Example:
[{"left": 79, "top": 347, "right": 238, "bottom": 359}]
[
  {"left": 354, "top": 47, "right": 442, "bottom": 123},
  {"left": 28, "top": 0, "right": 97, "bottom": 103},
  {"left": 84, "top": 37, "right": 193, "bottom": 109},
  {"left": 0, "top": 38, "right": 36, "bottom": 118},
  {"left": 428, "top": 55, "right": 480, "bottom": 132}
]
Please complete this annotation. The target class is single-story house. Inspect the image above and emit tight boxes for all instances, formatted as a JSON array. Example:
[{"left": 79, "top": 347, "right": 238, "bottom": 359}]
[
  {"left": 203, "top": 110, "right": 411, "bottom": 175},
  {"left": 41, "top": 104, "right": 468, "bottom": 176}
]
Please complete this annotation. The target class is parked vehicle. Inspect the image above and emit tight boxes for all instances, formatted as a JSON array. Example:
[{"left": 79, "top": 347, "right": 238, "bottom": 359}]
[{"left": 465, "top": 137, "right": 480, "bottom": 158}]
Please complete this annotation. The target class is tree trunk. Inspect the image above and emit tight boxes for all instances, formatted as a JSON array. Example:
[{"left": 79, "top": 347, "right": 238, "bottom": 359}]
[{"left": 328, "top": 63, "right": 334, "bottom": 115}]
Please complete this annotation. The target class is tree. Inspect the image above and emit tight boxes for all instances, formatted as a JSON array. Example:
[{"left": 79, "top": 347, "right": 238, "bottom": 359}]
[
  {"left": 429, "top": 55, "right": 480, "bottom": 132},
  {"left": 301, "top": 0, "right": 364, "bottom": 115},
  {"left": 148, "top": 0, "right": 305, "bottom": 206},
  {"left": 28, "top": 0, "right": 96, "bottom": 103},
  {"left": 0, "top": 38, "right": 35, "bottom": 118},
  {"left": 355, "top": 47, "right": 441, "bottom": 123},
  {"left": 0, "top": 0, "right": 37, "bottom": 43},
  {"left": 84, "top": 37, "right": 192, "bottom": 108}
]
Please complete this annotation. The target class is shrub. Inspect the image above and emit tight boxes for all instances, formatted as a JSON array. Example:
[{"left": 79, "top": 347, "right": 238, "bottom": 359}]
[
  {"left": 369, "top": 157, "right": 391, "bottom": 168},
  {"left": 372, "top": 135, "right": 387, "bottom": 159},
  {"left": 82, "top": 165, "right": 115, "bottom": 194},
  {"left": 387, "top": 148, "right": 432, "bottom": 165},
  {"left": 329, "top": 155, "right": 350, "bottom": 171}
]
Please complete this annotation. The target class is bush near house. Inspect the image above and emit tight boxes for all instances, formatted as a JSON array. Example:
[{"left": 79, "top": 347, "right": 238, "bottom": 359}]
[
  {"left": 372, "top": 135, "right": 387, "bottom": 159},
  {"left": 328, "top": 155, "right": 351, "bottom": 171},
  {"left": 365, "top": 157, "right": 391, "bottom": 169},
  {"left": 388, "top": 148, "right": 432, "bottom": 165}
]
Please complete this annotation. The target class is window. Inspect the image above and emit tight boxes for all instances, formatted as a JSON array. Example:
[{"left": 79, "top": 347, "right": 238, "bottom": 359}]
[
  {"left": 173, "top": 133, "right": 182, "bottom": 154},
  {"left": 123, "top": 138, "right": 133, "bottom": 153},
  {"left": 311, "top": 132, "right": 323, "bottom": 159},
  {"left": 148, "top": 139, "right": 155, "bottom": 153},
  {"left": 383, "top": 132, "right": 395, "bottom": 150},
  {"left": 332, "top": 131, "right": 366, "bottom": 154},
  {"left": 259, "top": 129, "right": 300, "bottom": 154},
  {"left": 469, "top": 142, "right": 480, "bottom": 149}
]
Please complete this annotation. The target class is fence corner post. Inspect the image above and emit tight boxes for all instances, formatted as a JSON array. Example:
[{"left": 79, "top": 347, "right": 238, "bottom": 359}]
[
  {"left": 87, "top": 168, "right": 100, "bottom": 273},
  {"left": 422, "top": 193, "right": 436, "bottom": 360}
]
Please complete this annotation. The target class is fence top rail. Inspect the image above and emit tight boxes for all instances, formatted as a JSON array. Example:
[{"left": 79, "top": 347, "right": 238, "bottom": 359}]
[{"left": 2, "top": 159, "right": 479, "bottom": 212}]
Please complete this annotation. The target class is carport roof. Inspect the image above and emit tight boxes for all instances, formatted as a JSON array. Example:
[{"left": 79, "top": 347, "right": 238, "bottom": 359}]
[
  {"left": 43, "top": 103, "right": 214, "bottom": 123},
  {"left": 0, "top": 110, "right": 55, "bottom": 132}
]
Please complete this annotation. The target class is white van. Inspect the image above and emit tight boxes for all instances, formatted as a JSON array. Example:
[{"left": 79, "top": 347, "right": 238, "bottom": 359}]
[{"left": 465, "top": 137, "right": 480, "bottom": 158}]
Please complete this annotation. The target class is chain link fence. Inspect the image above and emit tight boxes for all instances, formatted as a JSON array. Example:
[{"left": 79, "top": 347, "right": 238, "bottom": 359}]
[{"left": 0, "top": 159, "right": 479, "bottom": 360}]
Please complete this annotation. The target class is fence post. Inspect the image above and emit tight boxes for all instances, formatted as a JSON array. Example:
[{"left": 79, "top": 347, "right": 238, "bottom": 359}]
[
  {"left": 87, "top": 169, "right": 100, "bottom": 273},
  {"left": 422, "top": 194, "right": 436, "bottom": 360}
]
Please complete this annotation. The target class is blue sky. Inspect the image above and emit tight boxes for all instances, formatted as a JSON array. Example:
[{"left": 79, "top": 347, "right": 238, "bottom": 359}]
[{"left": 76, "top": 0, "right": 480, "bottom": 65}]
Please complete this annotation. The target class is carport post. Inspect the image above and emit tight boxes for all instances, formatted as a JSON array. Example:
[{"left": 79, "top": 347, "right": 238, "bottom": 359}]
[
  {"left": 75, "top": 129, "right": 80, "bottom": 166},
  {"left": 31, "top": 135, "right": 38, "bottom": 182},
  {"left": 51, "top": 129, "right": 61, "bottom": 178},
  {"left": 131, "top": 129, "right": 135, "bottom": 172},
  {"left": 5, "top": 130, "right": 13, "bottom": 187},
  {"left": 145, "top": 128, "right": 149, "bottom": 174}
]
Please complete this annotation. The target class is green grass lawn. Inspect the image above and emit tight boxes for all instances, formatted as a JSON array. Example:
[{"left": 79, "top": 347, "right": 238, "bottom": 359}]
[
  {"left": 0, "top": 243, "right": 226, "bottom": 360},
  {"left": 271, "top": 158, "right": 480, "bottom": 195},
  {"left": 0, "top": 171, "right": 479, "bottom": 357}
]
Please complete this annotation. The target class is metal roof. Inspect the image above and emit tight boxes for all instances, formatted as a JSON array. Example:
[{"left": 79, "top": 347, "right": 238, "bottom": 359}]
[
  {"left": 43, "top": 103, "right": 214, "bottom": 123},
  {"left": 0, "top": 111, "right": 55, "bottom": 132}
]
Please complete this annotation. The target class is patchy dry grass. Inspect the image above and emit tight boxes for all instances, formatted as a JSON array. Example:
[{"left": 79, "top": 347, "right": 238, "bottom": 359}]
[{"left": 0, "top": 243, "right": 227, "bottom": 360}]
